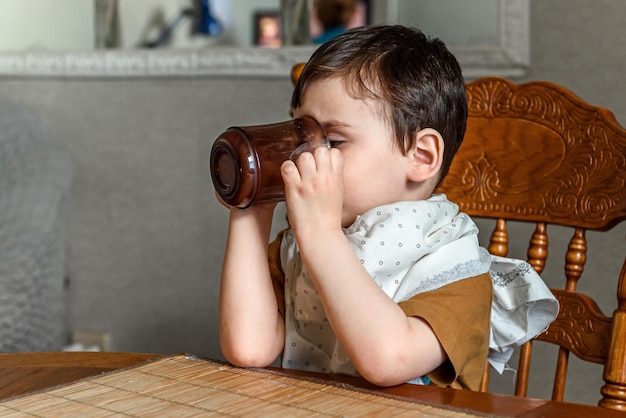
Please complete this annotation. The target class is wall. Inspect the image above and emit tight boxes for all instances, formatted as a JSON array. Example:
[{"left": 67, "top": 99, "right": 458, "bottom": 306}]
[{"left": 0, "top": 75, "right": 294, "bottom": 357}]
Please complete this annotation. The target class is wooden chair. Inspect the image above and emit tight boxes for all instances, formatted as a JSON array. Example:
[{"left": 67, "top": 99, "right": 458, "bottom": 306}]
[
  {"left": 437, "top": 77, "right": 626, "bottom": 410},
  {"left": 439, "top": 78, "right": 626, "bottom": 410},
  {"left": 291, "top": 67, "right": 626, "bottom": 409}
]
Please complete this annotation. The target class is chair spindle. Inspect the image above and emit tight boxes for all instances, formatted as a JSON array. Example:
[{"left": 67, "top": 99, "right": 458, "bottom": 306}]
[
  {"left": 599, "top": 259, "right": 626, "bottom": 410},
  {"left": 488, "top": 219, "right": 508, "bottom": 257},
  {"left": 552, "top": 348, "right": 570, "bottom": 401},
  {"left": 551, "top": 228, "right": 588, "bottom": 400},
  {"left": 565, "top": 228, "right": 587, "bottom": 291},
  {"left": 528, "top": 222, "right": 548, "bottom": 274}
]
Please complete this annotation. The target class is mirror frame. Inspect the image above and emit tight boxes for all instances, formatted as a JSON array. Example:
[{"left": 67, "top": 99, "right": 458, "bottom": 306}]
[{"left": 0, "top": 0, "right": 528, "bottom": 79}]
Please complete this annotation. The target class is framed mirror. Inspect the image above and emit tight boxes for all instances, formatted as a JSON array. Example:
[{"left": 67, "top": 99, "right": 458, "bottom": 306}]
[
  {"left": 0, "top": 0, "right": 528, "bottom": 79},
  {"left": 372, "top": 0, "right": 529, "bottom": 79}
]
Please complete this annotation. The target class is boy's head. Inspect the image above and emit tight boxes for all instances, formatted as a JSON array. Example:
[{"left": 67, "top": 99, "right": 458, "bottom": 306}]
[{"left": 291, "top": 24, "right": 467, "bottom": 185}]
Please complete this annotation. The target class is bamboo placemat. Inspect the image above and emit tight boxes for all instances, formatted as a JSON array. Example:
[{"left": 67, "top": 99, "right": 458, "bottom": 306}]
[{"left": 0, "top": 354, "right": 491, "bottom": 417}]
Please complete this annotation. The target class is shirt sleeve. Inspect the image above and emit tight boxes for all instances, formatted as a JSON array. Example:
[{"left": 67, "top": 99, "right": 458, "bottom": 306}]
[
  {"left": 398, "top": 273, "right": 493, "bottom": 390},
  {"left": 268, "top": 230, "right": 286, "bottom": 318}
]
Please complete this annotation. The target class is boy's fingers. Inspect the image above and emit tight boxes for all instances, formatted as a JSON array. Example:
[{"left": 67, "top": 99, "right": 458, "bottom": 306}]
[
  {"left": 293, "top": 151, "right": 317, "bottom": 179},
  {"left": 329, "top": 148, "right": 343, "bottom": 172},
  {"left": 281, "top": 160, "right": 301, "bottom": 185},
  {"left": 312, "top": 146, "right": 331, "bottom": 171}
]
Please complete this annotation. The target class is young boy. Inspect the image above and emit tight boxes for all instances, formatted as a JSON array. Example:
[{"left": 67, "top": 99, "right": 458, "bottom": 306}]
[{"left": 218, "top": 25, "right": 557, "bottom": 390}]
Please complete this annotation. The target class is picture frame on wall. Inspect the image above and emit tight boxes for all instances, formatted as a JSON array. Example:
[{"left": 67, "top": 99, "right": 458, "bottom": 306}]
[{"left": 253, "top": 11, "right": 281, "bottom": 48}]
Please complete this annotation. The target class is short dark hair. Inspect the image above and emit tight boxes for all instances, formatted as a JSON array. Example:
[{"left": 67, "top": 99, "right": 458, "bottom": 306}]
[{"left": 292, "top": 25, "right": 467, "bottom": 183}]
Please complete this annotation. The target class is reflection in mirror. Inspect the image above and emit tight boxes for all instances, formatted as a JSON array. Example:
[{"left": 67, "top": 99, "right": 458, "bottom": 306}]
[
  {"left": 282, "top": 0, "right": 368, "bottom": 47},
  {"left": 0, "top": 0, "right": 243, "bottom": 51},
  {"left": 0, "top": 0, "right": 372, "bottom": 51},
  {"left": 0, "top": 0, "right": 528, "bottom": 79}
]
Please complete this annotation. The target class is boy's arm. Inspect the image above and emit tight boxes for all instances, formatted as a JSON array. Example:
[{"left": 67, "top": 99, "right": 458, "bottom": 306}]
[
  {"left": 282, "top": 148, "right": 446, "bottom": 387},
  {"left": 298, "top": 229, "right": 446, "bottom": 387},
  {"left": 218, "top": 205, "right": 285, "bottom": 367}
]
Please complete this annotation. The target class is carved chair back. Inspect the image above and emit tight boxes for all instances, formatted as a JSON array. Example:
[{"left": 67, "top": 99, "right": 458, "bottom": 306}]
[
  {"left": 291, "top": 64, "right": 626, "bottom": 409},
  {"left": 438, "top": 77, "right": 626, "bottom": 409}
]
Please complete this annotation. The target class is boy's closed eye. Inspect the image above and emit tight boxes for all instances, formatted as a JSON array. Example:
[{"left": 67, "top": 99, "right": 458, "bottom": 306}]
[{"left": 325, "top": 134, "right": 346, "bottom": 148}]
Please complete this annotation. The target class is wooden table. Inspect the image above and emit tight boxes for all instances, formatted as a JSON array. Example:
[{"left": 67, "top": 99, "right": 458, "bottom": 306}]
[{"left": 0, "top": 352, "right": 622, "bottom": 417}]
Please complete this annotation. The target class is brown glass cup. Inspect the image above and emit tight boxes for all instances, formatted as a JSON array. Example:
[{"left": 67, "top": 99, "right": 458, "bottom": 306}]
[{"left": 210, "top": 116, "right": 328, "bottom": 208}]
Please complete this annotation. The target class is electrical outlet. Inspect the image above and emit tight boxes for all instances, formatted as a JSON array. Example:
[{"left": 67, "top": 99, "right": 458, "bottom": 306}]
[{"left": 70, "top": 330, "right": 112, "bottom": 351}]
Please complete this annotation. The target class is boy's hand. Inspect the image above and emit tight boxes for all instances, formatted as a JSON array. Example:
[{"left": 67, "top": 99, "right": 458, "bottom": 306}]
[{"left": 281, "top": 146, "right": 343, "bottom": 236}]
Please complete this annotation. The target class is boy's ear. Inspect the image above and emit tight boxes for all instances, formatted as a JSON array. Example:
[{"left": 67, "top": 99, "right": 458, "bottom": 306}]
[{"left": 406, "top": 128, "right": 444, "bottom": 183}]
